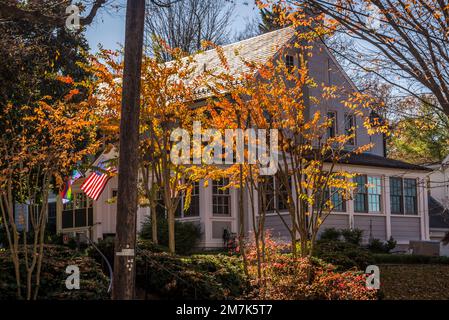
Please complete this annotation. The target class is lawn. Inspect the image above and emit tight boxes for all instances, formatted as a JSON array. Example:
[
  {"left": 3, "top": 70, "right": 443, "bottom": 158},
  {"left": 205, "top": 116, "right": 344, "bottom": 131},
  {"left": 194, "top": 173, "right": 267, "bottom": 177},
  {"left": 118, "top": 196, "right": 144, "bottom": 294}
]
[{"left": 379, "top": 264, "right": 449, "bottom": 300}]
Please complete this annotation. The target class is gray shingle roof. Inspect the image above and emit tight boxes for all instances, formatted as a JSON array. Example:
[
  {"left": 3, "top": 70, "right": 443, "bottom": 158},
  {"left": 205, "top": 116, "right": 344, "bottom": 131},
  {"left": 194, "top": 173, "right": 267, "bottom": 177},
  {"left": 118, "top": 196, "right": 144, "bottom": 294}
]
[
  {"left": 339, "top": 152, "right": 431, "bottom": 171},
  {"left": 190, "top": 27, "right": 295, "bottom": 78}
]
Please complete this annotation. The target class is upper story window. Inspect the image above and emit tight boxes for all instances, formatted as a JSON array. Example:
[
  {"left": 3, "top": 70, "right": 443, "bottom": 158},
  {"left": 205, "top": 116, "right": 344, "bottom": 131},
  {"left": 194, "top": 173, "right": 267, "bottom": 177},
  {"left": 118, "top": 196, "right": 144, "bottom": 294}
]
[
  {"left": 285, "top": 54, "right": 294, "bottom": 70},
  {"left": 354, "top": 175, "right": 382, "bottom": 213},
  {"left": 344, "top": 113, "right": 356, "bottom": 146},
  {"left": 390, "top": 177, "right": 417, "bottom": 215},
  {"left": 62, "top": 192, "right": 93, "bottom": 229},
  {"left": 327, "top": 111, "right": 337, "bottom": 138},
  {"left": 213, "top": 178, "right": 231, "bottom": 216},
  {"left": 175, "top": 181, "right": 200, "bottom": 218},
  {"left": 261, "top": 175, "right": 289, "bottom": 213}
]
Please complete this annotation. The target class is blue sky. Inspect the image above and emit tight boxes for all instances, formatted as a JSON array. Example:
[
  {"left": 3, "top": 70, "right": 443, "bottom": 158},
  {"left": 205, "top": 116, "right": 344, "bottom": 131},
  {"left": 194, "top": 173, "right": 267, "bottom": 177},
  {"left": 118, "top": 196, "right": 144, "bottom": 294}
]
[{"left": 85, "top": 0, "right": 260, "bottom": 53}]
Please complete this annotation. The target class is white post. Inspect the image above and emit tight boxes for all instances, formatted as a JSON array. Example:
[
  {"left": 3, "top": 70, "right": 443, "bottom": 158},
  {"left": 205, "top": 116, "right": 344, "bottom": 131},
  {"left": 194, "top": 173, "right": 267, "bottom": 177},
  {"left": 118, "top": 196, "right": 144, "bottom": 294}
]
[{"left": 384, "top": 175, "right": 392, "bottom": 240}]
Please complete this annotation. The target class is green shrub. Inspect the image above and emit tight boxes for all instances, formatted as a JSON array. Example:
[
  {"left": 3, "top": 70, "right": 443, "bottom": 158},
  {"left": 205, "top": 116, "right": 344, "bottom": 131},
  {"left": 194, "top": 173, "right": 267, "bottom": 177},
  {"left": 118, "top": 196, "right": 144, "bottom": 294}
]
[
  {"left": 368, "top": 237, "right": 397, "bottom": 254},
  {"left": 87, "top": 237, "right": 116, "bottom": 272},
  {"left": 319, "top": 228, "right": 341, "bottom": 241},
  {"left": 314, "top": 240, "right": 374, "bottom": 271},
  {"left": 140, "top": 217, "right": 201, "bottom": 255},
  {"left": 340, "top": 228, "right": 364, "bottom": 246},
  {"left": 135, "top": 250, "right": 248, "bottom": 299},
  {"left": 373, "top": 253, "right": 449, "bottom": 264},
  {"left": 0, "top": 245, "right": 110, "bottom": 299}
]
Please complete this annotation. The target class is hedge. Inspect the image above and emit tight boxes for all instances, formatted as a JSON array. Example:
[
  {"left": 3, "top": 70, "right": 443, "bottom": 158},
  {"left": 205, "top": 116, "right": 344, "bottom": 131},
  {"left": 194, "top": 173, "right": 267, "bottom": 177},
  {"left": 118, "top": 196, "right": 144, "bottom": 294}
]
[
  {"left": 0, "top": 245, "right": 110, "bottom": 299},
  {"left": 373, "top": 253, "right": 449, "bottom": 265},
  {"left": 136, "top": 250, "right": 248, "bottom": 299}
]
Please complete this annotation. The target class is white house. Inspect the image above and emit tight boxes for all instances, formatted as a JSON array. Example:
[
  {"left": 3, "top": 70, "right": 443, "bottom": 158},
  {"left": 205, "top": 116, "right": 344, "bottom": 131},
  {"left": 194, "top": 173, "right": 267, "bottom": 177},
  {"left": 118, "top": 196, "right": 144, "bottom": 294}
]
[
  {"left": 56, "top": 27, "right": 431, "bottom": 250},
  {"left": 425, "top": 157, "right": 449, "bottom": 243}
]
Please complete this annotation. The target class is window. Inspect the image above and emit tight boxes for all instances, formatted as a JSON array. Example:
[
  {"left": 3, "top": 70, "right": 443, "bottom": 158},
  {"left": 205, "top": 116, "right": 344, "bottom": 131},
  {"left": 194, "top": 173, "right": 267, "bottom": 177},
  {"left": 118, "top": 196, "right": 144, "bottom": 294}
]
[
  {"left": 261, "top": 175, "right": 290, "bottom": 212},
  {"left": 344, "top": 113, "right": 356, "bottom": 145},
  {"left": 404, "top": 179, "right": 417, "bottom": 214},
  {"left": 390, "top": 177, "right": 402, "bottom": 214},
  {"left": 285, "top": 55, "right": 294, "bottom": 70},
  {"left": 324, "top": 187, "right": 346, "bottom": 212},
  {"left": 354, "top": 175, "right": 368, "bottom": 212},
  {"left": 213, "top": 178, "right": 231, "bottom": 216},
  {"left": 62, "top": 192, "right": 93, "bottom": 229},
  {"left": 175, "top": 181, "right": 200, "bottom": 218},
  {"left": 367, "top": 176, "right": 382, "bottom": 212},
  {"left": 327, "top": 111, "right": 337, "bottom": 138},
  {"left": 390, "top": 177, "right": 418, "bottom": 215},
  {"left": 354, "top": 175, "right": 383, "bottom": 213}
]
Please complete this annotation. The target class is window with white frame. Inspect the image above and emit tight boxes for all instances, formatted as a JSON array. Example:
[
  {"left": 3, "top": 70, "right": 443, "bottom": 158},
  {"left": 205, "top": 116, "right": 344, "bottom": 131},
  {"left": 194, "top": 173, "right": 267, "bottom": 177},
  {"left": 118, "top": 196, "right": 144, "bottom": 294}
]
[
  {"left": 327, "top": 187, "right": 346, "bottom": 212},
  {"left": 175, "top": 181, "right": 200, "bottom": 218},
  {"left": 354, "top": 175, "right": 382, "bottom": 213},
  {"left": 318, "top": 175, "right": 346, "bottom": 212},
  {"left": 261, "top": 175, "right": 289, "bottom": 212},
  {"left": 62, "top": 192, "right": 93, "bottom": 229},
  {"left": 367, "top": 176, "right": 382, "bottom": 212},
  {"left": 390, "top": 177, "right": 417, "bottom": 215},
  {"left": 213, "top": 178, "right": 231, "bottom": 216}
]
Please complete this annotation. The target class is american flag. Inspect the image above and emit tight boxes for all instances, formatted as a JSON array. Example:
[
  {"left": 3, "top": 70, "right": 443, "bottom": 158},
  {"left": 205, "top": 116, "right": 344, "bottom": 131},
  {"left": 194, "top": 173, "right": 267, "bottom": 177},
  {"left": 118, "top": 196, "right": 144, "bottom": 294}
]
[{"left": 81, "top": 160, "right": 116, "bottom": 201}]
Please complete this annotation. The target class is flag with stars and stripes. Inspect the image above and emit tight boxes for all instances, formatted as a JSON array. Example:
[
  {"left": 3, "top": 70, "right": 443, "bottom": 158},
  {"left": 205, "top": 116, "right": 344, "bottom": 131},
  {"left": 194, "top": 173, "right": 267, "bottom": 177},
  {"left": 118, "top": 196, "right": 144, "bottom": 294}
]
[{"left": 80, "top": 160, "right": 116, "bottom": 201}]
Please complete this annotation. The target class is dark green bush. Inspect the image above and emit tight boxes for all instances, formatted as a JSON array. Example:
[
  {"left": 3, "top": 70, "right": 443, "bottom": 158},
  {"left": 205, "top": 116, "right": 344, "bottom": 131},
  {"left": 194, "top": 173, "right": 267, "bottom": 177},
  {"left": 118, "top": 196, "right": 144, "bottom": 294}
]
[
  {"left": 136, "top": 250, "right": 248, "bottom": 299},
  {"left": 140, "top": 217, "right": 201, "bottom": 255},
  {"left": 0, "top": 245, "right": 110, "bottom": 299},
  {"left": 314, "top": 240, "right": 374, "bottom": 271},
  {"left": 373, "top": 253, "right": 449, "bottom": 264},
  {"left": 368, "top": 237, "right": 397, "bottom": 254},
  {"left": 340, "top": 228, "right": 364, "bottom": 246},
  {"left": 87, "top": 237, "right": 116, "bottom": 272},
  {"left": 319, "top": 228, "right": 341, "bottom": 241}
]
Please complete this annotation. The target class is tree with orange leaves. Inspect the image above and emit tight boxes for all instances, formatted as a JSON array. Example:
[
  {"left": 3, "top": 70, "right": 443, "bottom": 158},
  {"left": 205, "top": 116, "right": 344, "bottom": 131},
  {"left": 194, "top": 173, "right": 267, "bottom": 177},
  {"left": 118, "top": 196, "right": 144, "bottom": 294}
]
[
  {"left": 0, "top": 76, "right": 99, "bottom": 300},
  {"left": 90, "top": 45, "right": 205, "bottom": 254},
  {"left": 201, "top": 11, "right": 388, "bottom": 270}
]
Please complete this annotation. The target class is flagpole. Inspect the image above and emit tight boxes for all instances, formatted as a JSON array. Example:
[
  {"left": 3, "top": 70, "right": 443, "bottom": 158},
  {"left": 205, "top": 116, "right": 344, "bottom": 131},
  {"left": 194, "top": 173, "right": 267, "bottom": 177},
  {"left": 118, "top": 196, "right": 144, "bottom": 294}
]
[{"left": 112, "top": 0, "right": 146, "bottom": 300}]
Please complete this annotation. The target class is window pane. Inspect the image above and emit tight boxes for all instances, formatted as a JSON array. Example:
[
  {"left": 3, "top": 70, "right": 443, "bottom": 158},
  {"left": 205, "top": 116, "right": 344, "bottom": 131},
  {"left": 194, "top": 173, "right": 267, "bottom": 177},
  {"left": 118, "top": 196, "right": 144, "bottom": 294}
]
[
  {"left": 344, "top": 113, "right": 356, "bottom": 145},
  {"left": 327, "top": 112, "right": 337, "bottom": 138},
  {"left": 185, "top": 182, "right": 200, "bottom": 217},
  {"left": 277, "top": 176, "right": 290, "bottom": 211},
  {"left": 331, "top": 188, "right": 346, "bottom": 212},
  {"left": 368, "top": 177, "right": 381, "bottom": 212},
  {"left": 404, "top": 178, "right": 417, "bottom": 214},
  {"left": 213, "top": 178, "right": 230, "bottom": 216},
  {"left": 62, "top": 210, "right": 73, "bottom": 229},
  {"left": 354, "top": 175, "right": 367, "bottom": 212},
  {"left": 390, "top": 177, "right": 403, "bottom": 214}
]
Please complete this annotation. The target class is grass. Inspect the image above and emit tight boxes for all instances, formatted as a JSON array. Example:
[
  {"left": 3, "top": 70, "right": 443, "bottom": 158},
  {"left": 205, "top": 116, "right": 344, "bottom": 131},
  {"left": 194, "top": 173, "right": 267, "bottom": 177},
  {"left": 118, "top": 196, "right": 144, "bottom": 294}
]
[{"left": 379, "top": 264, "right": 449, "bottom": 300}]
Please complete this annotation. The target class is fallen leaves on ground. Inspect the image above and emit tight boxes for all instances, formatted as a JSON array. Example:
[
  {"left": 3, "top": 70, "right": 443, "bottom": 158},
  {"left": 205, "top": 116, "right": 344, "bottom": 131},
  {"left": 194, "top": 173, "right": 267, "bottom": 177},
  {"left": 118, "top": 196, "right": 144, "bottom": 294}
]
[{"left": 379, "top": 264, "right": 449, "bottom": 300}]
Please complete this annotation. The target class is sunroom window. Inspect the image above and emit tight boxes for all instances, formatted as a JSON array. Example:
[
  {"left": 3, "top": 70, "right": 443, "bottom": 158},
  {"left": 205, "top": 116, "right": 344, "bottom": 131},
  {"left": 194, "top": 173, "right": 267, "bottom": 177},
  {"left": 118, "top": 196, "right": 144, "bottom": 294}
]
[
  {"left": 261, "top": 175, "right": 290, "bottom": 212},
  {"left": 367, "top": 176, "right": 382, "bottom": 212},
  {"left": 354, "top": 175, "right": 382, "bottom": 213},
  {"left": 390, "top": 177, "right": 418, "bottom": 215},
  {"left": 175, "top": 181, "right": 200, "bottom": 218},
  {"left": 62, "top": 192, "right": 93, "bottom": 229}
]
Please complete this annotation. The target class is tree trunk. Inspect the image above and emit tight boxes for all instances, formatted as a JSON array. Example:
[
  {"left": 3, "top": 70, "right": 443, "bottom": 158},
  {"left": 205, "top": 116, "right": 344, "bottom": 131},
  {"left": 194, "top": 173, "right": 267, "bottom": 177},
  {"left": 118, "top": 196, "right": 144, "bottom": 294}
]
[
  {"left": 167, "top": 206, "right": 175, "bottom": 254},
  {"left": 238, "top": 165, "right": 248, "bottom": 276},
  {"left": 150, "top": 194, "right": 158, "bottom": 244},
  {"left": 113, "top": 0, "right": 146, "bottom": 300}
]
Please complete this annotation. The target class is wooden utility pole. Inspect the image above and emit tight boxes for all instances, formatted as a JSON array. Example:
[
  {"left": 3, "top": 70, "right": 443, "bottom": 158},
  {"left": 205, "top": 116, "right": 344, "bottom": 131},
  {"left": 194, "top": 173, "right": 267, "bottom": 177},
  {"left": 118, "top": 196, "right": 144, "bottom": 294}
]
[{"left": 112, "top": 0, "right": 146, "bottom": 300}]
